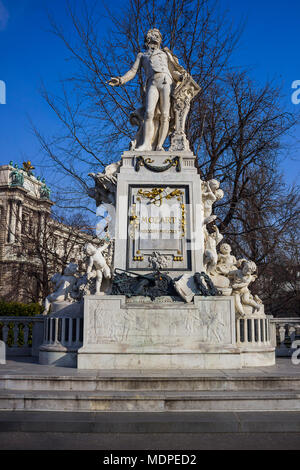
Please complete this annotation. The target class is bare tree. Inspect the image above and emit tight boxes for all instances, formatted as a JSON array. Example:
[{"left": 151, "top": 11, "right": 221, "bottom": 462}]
[{"left": 1, "top": 208, "right": 97, "bottom": 303}]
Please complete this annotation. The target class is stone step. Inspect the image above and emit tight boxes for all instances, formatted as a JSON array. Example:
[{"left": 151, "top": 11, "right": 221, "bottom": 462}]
[
  {"left": 0, "top": 388, "right": 300, "bottom": 412},
  {"left": 1, "top": 373, "right": 300, "bottom": 392},
  {"left": 1, "top": 410, "right": 300, "bottom": 434}
]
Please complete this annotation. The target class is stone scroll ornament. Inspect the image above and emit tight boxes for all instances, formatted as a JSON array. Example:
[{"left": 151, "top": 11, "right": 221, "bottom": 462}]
[{"left": 135, "top": 156, "right": 181, "bottom": 173}]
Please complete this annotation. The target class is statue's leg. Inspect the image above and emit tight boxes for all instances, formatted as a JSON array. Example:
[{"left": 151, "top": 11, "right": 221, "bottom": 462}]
[
  {"left": 234, "top": 293, "right": 245, "bottom": 316},
  {"left": 95, "top": 270, "right": 103, "bottom": 295},
  {"left": 242, "top": 292, "right": 260, "bottom": 311},
  {"left": 156, "top": 78, "right": 171, "bottom": 150},
  {"left": 136, "top": 83, "right": 159, "bottom": 151}
]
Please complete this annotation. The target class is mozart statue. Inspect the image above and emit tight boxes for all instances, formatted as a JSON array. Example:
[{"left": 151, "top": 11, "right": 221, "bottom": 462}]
[{"left": 109, "top": 28, "right": 200, "bottom": 152}]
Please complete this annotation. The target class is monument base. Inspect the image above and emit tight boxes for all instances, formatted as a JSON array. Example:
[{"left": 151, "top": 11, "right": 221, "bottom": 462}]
[{"left": 77, "top": 295, "right": 275, "bottom": 370}]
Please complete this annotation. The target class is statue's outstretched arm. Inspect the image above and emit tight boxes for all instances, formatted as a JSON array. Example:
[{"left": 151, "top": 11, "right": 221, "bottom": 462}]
[{"left": 109, "top": 53, "right": 142, "bottom": 87}]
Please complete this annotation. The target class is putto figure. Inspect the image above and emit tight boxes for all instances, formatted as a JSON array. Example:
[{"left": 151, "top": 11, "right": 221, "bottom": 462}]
[
  {"left": 109, "top": 28, "right": 199, "bottom": 151},
  {"left": 227, "top": 260, "right": 262, "bottom": 316},
  {"left": 44, "top": 263, "right": 78, "bottom": 313},
  {"left": 84, "top": 243, "right": 111, "bottom": 295}
]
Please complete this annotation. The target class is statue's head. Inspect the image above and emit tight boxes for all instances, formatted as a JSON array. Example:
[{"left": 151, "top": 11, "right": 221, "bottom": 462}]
[
  {"left": 64, "top": 263, "right": 78, "bottom": 276},
  {"left": 84, "top": 243, "right": 96, "bottom": 256},
  {"left": 241, "top": 260, "right": 257, "bottom": 275},
  {"left": 208, "top": 179, "right": 220, "bottom": 191},
  {"left": 145, "top": 28, "right": 162, "bottom": 49},
  {"left": 219, "top": 243, "right": 231, "bottom": 255}
]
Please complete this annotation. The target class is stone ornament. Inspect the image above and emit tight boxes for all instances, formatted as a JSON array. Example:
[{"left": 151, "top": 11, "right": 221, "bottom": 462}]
[
  {"left": 134, "top": 155, "right": 181, "bottom": 172},
  {"left": 108, "top": 28, "right": 200, "bottom": 151},
  {"left": 148, "top": 251, "right": 169, "bottom": 271}
]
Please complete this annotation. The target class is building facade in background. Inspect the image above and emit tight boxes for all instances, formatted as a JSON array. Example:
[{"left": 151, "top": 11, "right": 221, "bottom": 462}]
[{"left": 0, "top": 162, "right": 94, "bottom": 303}]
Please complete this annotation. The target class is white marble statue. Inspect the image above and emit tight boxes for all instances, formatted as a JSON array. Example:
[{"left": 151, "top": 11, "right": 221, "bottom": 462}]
[
  {"left": 216, "top": 243, "right": 237, "bottom": 275},
  {"left": 88, "top": 161, "right": 120, "bottom": 207},
  {"left": 202, "top": 179, "right": 224, "bottom": 225},
  {"left": 84, "top": 242, "right": 111, "bottom": 295},
  {"left": 227, "top": 259, "right": 262, "bottom": 316},
  {"left": 203, "top": 224, "right": 223, "bottom": 275},
  {"left": 109, "top": 28, "right": 199, "bottom": 151},
  {"left": 44, "top": 263, "right": 78, "bottom": 313}
]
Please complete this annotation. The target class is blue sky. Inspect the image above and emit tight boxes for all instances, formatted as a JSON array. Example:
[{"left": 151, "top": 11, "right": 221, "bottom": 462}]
[{"left": 0, "top": 0, "right": 299, "bottom": 186}]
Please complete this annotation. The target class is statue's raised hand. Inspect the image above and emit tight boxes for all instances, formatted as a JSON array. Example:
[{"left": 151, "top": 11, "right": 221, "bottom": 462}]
[{"left": 108, "top": 77, "right": 121, "bottom": 87}]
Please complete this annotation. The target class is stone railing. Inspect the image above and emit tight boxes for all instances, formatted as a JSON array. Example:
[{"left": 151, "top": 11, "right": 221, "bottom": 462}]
[
  {"left": 43, "top": 314, "right": 83, "bottom": 348},
  {"left": 39, "top": 301, "right": 83, "bottom": 367},
  {"left": 0, "top": 316, "right": 44, "bottom": 357},
  {"left": 270, "top": 318, "right": 300, "bottom": 357},
  {"left": 236, "top": 314, "right": 275, "bottom": 349}
]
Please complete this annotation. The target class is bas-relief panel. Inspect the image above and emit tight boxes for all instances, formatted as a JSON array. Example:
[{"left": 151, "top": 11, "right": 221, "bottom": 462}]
[{"left": 86, "top": 299, "right": 233, "bottom": 347}]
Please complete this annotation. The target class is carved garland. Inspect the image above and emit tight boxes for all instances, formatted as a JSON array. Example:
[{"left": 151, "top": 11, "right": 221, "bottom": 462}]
[{"left": 135, "top": 156, "right": 181, "bottom": 173}]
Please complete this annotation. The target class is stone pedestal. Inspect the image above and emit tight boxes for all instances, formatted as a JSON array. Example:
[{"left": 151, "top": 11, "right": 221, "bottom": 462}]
[
  {"left": 114, "top": 150, "right": 204, "bottom": 277},
  {"left": 77, "top": 295, "right": 243, "bottom": 369}
]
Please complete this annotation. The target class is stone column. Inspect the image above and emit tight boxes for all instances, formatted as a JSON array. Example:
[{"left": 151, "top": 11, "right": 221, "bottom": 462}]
[
  {"left": 8, "top": 200, "right": 17, "bottom": 243},
  {"left": 17, "top": 201, "right": 22, "bottom": 239}
]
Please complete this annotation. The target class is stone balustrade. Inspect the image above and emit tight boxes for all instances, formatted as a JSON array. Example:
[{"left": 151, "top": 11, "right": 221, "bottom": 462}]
[
  {"left": 1, "top": 313, "right": 299, "bottom": 363},
  {"left": 0, "top": 316, "right": 44, "bottom": 357},
  {"left": 270, "top": 318, "right": 300, "bottom": 357},
  {"left": 236, "top": 314, "right": 274, "bottom": 348},
  {"left": 39, "top": 301, "right": 83, "bottom": 367},
  {"left": 43, "top": 314, "right": 83, "bottom": 348}
]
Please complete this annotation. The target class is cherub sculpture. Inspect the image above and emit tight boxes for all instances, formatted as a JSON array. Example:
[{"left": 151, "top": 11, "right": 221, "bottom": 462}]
[
  {"left": 227, "top": 260, "right": 262, "bottom": 316},
  {"left": 216, "top": 243, "right": 237, "bottom": 275},
  {"left": 84, "top": 242, "right": 111, "bottom": 295},
  {"left": 202, "top": 179, "right": 224, "bottom": 225},
  {"left": 203, "top": 225, "right": 223, "bottom": 275},
  {"left": 44, "top": 263, "right": 78, "bottom": 313}
]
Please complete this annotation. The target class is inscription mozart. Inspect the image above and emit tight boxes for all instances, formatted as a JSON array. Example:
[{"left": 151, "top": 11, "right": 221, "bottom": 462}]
[{"left": 127, "top": 185, "right": 191, "bottom": 271}]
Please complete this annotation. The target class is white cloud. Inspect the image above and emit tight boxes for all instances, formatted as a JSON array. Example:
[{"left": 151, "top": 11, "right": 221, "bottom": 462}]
[{"left": 0, "top": 1, "right": 9, "bottom": 31}]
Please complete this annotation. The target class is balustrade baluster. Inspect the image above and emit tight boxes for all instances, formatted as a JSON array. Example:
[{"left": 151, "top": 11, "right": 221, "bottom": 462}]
[
  {"left": 2, "top": 323, "right": 9, "bottom": 344},
  {"left": 13, "top": 324, "right": 19, "bottom": 347},
  {"left": 23, "top": 323, "right": 29, "bottom": 346}
]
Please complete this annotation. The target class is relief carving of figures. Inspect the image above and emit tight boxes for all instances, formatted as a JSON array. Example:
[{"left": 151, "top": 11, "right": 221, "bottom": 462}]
[
  {"left": 227, "top": 259, "right": 262, "bottom": 317},
  {"left": 108, "top": 28, "right": 199, "bottom": 151},
  {"left": 148, "top": 251, "right": 168, "bottom": 271},
  {"left": 44, "top": 263, "right": 78, "bottom": 313}
]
